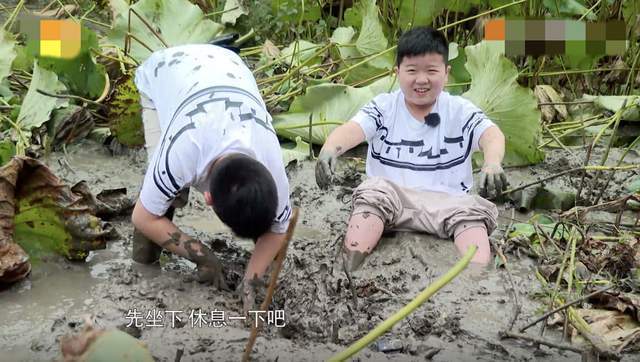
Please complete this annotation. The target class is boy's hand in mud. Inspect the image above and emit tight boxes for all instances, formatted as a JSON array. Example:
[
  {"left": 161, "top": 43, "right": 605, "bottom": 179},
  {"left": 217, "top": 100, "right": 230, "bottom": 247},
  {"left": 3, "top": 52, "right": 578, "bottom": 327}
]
[
  {"left": 315, "top": 149, "right": 338, "bottom": 189},
  {"left": 478, "top": 163, "right": 508, "bottom": 199},
  {"left": 237, "top": 277, "right": 264, "bottom": 319},
  {"left": 196, "top": 254, "right": 229, "bottom": 291}
]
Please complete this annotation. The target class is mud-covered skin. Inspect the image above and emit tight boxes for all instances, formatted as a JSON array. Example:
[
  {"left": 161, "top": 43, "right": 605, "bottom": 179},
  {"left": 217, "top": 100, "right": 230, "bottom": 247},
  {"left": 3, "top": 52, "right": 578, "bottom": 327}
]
[{"left": 160, "top": 232, "right": 227, "bottom": 290}]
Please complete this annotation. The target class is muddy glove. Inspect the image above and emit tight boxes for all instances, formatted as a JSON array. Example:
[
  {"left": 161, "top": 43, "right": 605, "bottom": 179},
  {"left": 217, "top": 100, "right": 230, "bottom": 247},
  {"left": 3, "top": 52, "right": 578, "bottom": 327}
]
[
  {"left": 478, "top": 163, "right": 508, "bottom": 199},
  {"left": 315, "top": 149, "right": 338, "bottom": 189}
]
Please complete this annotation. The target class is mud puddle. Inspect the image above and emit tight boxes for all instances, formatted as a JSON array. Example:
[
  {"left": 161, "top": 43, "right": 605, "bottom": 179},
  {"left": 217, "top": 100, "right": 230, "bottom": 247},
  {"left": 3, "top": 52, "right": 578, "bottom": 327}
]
[{"left": 2, "top": 140, "right": 638, "bottom": 361}]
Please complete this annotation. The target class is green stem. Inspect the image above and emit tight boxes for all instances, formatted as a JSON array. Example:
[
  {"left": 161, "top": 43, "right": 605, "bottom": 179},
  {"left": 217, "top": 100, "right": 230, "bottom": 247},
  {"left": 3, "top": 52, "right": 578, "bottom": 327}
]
[
  {"left": 329, "top": 245, "right": 477, "bottom": 362},
  {"left": 437, "top": 0, "right": 526, "bottom": 31}
]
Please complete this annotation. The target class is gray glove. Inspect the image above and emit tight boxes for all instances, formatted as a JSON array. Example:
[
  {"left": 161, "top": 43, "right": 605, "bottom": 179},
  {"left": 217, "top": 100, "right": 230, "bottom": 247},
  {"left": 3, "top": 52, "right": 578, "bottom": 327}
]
[
  {"left": 478, "top": 163, "right": 508, "bottom": 199},
  {"left": 315, "top": 149, "right": 338, "bottom": 189}
]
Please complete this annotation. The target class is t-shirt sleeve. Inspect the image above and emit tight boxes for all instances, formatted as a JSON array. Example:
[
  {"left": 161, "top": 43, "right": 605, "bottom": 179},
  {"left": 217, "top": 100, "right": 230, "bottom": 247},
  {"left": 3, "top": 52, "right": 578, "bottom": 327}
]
[
  {"left": 460, "top": 100, "right": 496, "bottom": 153},
  {"left": 134, "top": 57, "right": 155, "bottom": 101},
  {"left": 139, "top": 139, "right": 198, "bottom": 216},
  {"left": 268, "top": 158, "right": 292, "bottom": 234},
  {"left": 351, "top": 94, "right": 388, "bottom": 143}
]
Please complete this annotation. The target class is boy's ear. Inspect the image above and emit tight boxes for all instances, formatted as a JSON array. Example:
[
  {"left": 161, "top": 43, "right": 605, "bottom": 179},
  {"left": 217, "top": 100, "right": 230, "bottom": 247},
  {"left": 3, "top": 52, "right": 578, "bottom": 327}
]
[
  {"left": 394, "top": 65, "right": 399, "bottom": 75},
  {"left": 204, "top": 191, "right": 213, "bottom": 206}
]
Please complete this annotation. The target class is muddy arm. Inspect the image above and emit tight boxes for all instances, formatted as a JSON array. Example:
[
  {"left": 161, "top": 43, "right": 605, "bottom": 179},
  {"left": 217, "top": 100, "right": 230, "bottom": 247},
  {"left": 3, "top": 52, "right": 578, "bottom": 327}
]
[
  {"left": 131, "top": 199, "right": 212, "bottom": 263},
  {"left": 319, "top": 121, "right": 366, "bottom": 157},
  {"left": 244, "top": 231, "right": 287, "bottom": 280},
  {"left": 478, "top": 125, "right": 505, "bottom": 166}
]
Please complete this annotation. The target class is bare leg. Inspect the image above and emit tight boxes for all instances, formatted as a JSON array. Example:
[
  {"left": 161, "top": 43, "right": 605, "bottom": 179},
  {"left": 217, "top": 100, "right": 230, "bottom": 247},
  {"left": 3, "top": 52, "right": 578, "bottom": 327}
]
[
  {"left": 453, "top": 222, "right": 491, "bottom": 265},
  {"left": 343, "top": 211, "right": 385, "bottom": 271}
]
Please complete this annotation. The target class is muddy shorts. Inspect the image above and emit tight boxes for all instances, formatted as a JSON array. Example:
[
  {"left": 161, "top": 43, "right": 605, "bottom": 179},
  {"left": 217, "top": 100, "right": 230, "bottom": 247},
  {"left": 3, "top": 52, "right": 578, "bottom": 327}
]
[{"left": 351, "top": 177, "right": 498, "bottom": 239}]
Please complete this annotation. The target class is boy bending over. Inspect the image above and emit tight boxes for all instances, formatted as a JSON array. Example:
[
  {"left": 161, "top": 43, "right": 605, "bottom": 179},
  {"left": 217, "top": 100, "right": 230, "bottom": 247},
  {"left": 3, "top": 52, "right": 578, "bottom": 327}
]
[{"left": 131, "top": 44, "right": 292, "bottom": 311}]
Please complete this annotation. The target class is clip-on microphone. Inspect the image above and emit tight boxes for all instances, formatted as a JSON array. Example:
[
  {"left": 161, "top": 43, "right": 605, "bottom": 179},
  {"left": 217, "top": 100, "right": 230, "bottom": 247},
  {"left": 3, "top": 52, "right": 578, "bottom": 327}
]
[{"left": 424, "top": 113, "right": 440, "bottom": 127}]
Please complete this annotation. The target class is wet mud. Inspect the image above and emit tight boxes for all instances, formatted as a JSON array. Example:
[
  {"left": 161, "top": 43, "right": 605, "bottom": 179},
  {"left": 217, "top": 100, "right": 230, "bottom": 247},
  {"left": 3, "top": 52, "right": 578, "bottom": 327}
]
[{"left": 1, "top": 140, "right": 638, "bottom": 361}]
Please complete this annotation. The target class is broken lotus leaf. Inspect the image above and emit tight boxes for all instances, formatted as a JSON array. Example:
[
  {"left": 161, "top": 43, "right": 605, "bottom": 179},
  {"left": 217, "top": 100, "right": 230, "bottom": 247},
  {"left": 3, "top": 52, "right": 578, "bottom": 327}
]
[
  {"left": 1, "top": 157, "right": 116, "bottom": 273},
  {"left": 463, "top": 41, "right": 545, "bottom": 166},
  {"left": 281, "top": 136, "right": 310, "bottom": 166},
  {"left": 582, "top": 94, "right": 640, "bottom": 121},
  {"left": 572, "top": 309, "right": 640, "bottom": 348},
  {"left": 0, "top": 29, "right": 16, "bottom": 84},
  {"left": 107, "top": 0, "right": 223, "bottom": 63},
  {"left": 330, "top": 2, "right": 394, "bottom": 84},
  {"left": 220, "top": 0, "right": 247, "bottom": 25},
  {"left": 17, "top": 61, "right": 68, "bottom": 134},
  {"left": 589, "top": 291, "right": 640, "bottom": 323}
]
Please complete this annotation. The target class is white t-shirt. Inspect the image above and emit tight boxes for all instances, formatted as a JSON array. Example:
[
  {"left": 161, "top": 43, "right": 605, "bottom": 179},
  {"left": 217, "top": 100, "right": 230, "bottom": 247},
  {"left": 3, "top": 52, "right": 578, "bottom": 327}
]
[
  {"left": 134, "top": 44, "right": 291, "bottom": 234},
  {"left": 352, "top": 89, "right": 495, "bottom": 195}
]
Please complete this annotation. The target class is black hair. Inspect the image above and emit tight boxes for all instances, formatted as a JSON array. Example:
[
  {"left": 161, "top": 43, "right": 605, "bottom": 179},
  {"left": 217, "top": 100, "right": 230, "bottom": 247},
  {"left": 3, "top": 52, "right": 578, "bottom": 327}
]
[
  {"left": 209, "top": 154, "right": 278, "bottom": 240},
  {"left": 396, "top": 26, "right": 448, "bottom": 66}
]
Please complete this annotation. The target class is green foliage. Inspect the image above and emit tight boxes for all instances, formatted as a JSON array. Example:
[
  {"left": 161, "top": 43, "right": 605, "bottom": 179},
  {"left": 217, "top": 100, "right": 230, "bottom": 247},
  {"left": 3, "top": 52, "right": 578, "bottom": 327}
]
[
  {"left": 462, "top": 41, "right": 545, "bottom": 166},
  {"left": 17, "top": 61, "right": 68, "bottom": 134},
  {"left": 108, "top": 0, "right": 223, "bottom": 62},
  {"left": 0, "top": 140, "right": 16, "bottom": 166},
  {"left": 583, "top": 94, "right": 640, "bottom": 121},
  {"left": 14, "top": 196, "right": 72, "bottom": 260},
  {"left": 446, "top": 42, "right": 471, "bottom": 95},
  {"left": 281, "top": 40, "right": 323, "bottom": 67},
  {"left": 281, "top": 136, "right": 310, "bottom": 166},
  {"left": 542, "top": 0, "right": 596, "bottom": 19},
  {"left": 11, "top": 44, "right": 34, "bottom": 73},
  {"left": 0, "top": 30, "right": 16, "bottom": 84},
  {"left": 395, "top": 0, "right": 447, "bottom": 29},
  {"left": 329, "top": 0, "right": 394, "bottom": 84},
  {"left": 109, "top": 77, "right": 144, "bottom": 147},
  {"left": 273, "top": 75, "right": 398, "bottom": 144}
]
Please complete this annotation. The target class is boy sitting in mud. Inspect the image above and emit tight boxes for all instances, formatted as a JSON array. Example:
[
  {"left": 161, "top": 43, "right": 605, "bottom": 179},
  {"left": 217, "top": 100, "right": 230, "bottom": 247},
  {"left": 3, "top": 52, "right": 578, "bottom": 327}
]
[
  {"left": 131, "top": 43, "right": 292, "bottom": 312},
  {"left": 316, "top": 27, "right": 508, "bottom": 269}
]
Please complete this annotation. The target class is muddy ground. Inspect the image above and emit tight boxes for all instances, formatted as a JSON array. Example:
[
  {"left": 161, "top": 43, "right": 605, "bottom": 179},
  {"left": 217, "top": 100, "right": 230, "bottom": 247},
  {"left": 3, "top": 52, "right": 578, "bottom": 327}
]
[{"left": 1, "top": 140, "right": 639, "bottom": 361}]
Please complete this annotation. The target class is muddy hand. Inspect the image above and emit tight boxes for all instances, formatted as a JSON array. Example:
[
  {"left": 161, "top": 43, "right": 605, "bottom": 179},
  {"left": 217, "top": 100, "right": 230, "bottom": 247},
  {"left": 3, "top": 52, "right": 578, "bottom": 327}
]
[
  {"left": 194, "top": 252, "right": 229, "bottom": 291},
  {"left": 479, "top": 163, "right": 508, "bottom": 199},
  {"left": 237, "top": 277, "right": 262, "bottom": 319},
  {"left": 315, "top": 149, "right": 338, "bottom": 189}
]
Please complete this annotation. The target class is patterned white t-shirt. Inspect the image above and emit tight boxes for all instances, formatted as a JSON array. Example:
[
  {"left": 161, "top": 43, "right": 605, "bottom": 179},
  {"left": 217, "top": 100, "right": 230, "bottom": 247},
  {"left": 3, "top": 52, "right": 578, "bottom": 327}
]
[
  {"left": 352, "top": 89, "right": 495, "bottom": 195},
  {"left": 134, "top": 44, "right": 291, "bottom": 233}
]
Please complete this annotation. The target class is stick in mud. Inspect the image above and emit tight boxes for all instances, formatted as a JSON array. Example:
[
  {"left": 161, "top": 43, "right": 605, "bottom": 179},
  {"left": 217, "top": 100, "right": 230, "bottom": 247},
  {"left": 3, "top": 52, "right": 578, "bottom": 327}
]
[
  {"left": 499, "top": 330, "right": 585, "bottom": 354},
  {"left": 242, "top": 208, "right": 299, "bottom": 362},
  {"left": 519, "top": 285, "right": 615, "bottom": 333}
]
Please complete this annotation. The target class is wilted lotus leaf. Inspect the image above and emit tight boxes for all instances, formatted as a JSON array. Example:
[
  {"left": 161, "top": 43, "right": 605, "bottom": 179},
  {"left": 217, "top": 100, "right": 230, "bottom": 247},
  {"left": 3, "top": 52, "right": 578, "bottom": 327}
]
[
  {"left": 0, "top": 157, "right": 130, "bottom": 286},
  {"left": 572, "top": 308, "right": 640, "bottom": 349}
]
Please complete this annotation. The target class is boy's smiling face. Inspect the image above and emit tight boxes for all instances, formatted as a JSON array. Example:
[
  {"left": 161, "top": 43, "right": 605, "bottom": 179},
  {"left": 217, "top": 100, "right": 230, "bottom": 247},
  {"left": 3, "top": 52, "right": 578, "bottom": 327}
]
[{"left": 396, "top": 52, "right": 450, "bottom": 117}]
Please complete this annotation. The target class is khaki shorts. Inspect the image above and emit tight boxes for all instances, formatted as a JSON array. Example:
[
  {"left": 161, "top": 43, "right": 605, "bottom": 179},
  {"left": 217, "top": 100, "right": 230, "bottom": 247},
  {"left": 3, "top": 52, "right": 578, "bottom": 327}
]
[{"left": 351, "top": 177, "right": 498, "bottom": 239}]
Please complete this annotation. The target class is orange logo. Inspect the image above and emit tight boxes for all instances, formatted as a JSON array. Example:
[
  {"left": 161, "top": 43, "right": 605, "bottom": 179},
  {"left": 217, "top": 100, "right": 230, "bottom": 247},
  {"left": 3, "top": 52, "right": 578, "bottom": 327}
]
[{"left": 39, "top": 19, "right": 81, "bottom": 59}]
